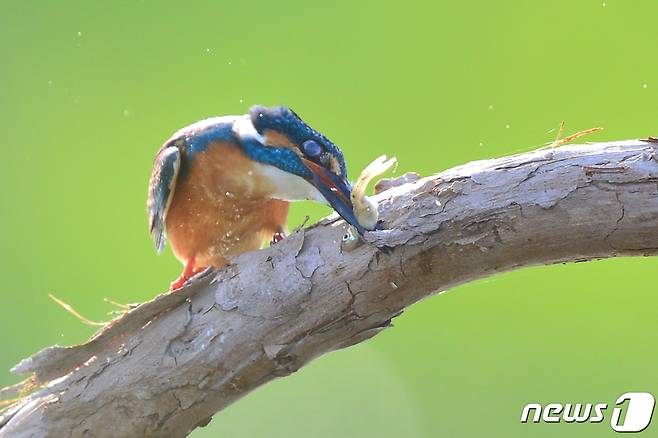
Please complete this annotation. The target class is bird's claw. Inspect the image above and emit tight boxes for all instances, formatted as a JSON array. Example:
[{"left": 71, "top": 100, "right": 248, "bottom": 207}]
[
  {"left": 170, "top": 275, "right": 188, "bottom": 291},
  {"left": 170, "top": 263, "right": 207, "bottom": 291}
]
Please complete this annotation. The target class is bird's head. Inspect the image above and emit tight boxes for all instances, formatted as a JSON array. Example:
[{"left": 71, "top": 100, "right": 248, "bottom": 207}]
[{"left": 239, "top": 105, "right": 365, "bottom": 234}]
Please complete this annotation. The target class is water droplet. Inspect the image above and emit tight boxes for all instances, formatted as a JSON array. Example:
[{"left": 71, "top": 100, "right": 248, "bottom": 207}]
[
  {"left": 205, "top": 48, "right": 211, "bottom": 53},
  {"left": 488, "top": 104, "right": 494, "bottom": 110},
  {"left": 77, "top": 31, "right": 82, "bottom": 37},
  {"left": 602, "top": 2, "right": 606, "bottom": 6},
  {"left": 505, "top": 124, "right": 510, "bottom": 129},
  {"left": 123, "top": 109, "right": 130, "bottom": 117},
  {"left": 479, "top": 142, "right": 484, "bottom": 146},
  {"left": 239, "top": 98, "right": 244, "bottom": 104},
  {"left": 643, "top": 83, "right": 648, "bottom": 89}
]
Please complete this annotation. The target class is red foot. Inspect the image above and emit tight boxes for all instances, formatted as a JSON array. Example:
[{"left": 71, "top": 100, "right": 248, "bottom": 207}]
[
  {"left": 170, "top": 257, "right": 205, "bottom": 291},
  {"left": 170, "top": 275, "right": 188, "bottom": 291}
]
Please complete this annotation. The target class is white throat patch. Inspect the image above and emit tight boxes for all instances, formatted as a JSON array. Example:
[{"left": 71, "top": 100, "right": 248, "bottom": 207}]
[{"left": 252, "top": 161, "right": 326, "bottom": 204}]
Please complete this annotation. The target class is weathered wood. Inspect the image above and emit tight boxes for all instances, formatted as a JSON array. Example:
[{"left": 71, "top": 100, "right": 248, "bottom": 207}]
[{"left": 2, "top": 139, "right": 658, "bottom": 437}]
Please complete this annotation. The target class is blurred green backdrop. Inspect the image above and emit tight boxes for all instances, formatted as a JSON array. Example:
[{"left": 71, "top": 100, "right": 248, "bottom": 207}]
[{"left": 1, "top": 1, "right": 656, "bottom": 436}]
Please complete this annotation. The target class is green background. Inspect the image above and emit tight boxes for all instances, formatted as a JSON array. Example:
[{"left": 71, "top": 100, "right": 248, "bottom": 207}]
[{"left": 1, "top": 1, "right": 656, "bottom": 436}]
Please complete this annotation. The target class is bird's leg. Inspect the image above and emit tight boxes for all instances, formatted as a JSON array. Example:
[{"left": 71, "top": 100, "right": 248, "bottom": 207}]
[{"left": 170, "top": 256, "right": 197, "bottom": 291}]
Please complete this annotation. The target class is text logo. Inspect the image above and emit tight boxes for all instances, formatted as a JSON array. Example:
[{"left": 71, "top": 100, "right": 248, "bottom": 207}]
[{"left": 521, "top": 392, "right": 655, "bottom": 433}]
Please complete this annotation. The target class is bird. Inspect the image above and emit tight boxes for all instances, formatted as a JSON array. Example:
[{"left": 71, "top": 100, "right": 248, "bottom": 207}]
[{"left": 147, "top": 105, "right": 365, "bottom": 290}]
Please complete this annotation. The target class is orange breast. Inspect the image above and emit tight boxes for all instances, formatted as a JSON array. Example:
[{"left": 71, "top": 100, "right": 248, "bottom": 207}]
[{"left": 166, "top": 141, "right": 288, "bottom": 268}]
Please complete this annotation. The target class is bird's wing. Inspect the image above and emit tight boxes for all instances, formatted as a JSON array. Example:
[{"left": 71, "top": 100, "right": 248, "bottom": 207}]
[{"left": 147, "top": 146, "right": 181, "bottom": 253}]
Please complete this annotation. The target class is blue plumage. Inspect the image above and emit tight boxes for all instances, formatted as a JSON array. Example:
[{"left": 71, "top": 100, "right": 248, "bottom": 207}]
[
  {"left": 249, "top": 106, "right": 348, "bottom": 178},
  {"left": 155, "top": 112, "right": 321, "bottom": 181},
  {"left": 147, "top": 146, "right": 180, "bottom": 253},
  {"left": 240, "top": 137, "right": 313, "bottom": 179},
  {"left": 182, "top": 117, "right": 239, "bottom": 155}
]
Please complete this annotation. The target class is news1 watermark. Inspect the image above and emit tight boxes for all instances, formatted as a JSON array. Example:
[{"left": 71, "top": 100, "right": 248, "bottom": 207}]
[{"left": 521, "top": 392, "right": 655, "bottom": 432}]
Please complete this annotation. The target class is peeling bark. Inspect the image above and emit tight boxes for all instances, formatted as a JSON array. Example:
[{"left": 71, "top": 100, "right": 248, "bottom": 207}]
[{"left": 2, "top": 139, "right": 658, "bottom": 437}]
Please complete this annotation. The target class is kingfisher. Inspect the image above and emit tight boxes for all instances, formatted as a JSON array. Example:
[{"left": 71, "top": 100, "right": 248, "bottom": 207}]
[{"left": 147, "top": 105, "right": 365, "bottom": 290}]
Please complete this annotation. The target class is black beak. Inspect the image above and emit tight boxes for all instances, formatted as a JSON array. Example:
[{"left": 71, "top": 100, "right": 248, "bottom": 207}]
[{"left": 303, "top": 159, "right": 366, "bottom": 235}]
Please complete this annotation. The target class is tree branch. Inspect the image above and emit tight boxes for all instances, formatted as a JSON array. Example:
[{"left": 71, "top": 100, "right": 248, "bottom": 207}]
[{"left": 2, "top": 139, "right": 658, "bottom": 437}]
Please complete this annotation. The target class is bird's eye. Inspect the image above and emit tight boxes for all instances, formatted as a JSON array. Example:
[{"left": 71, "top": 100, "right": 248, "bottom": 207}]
[{"left": 302, "top": 139, "right": 322, "bottom": 157}]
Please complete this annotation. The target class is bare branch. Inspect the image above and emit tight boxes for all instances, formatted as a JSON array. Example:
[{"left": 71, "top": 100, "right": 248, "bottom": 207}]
[{"left": 2, "top": 139, "right": 658, "bottom": 438}]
